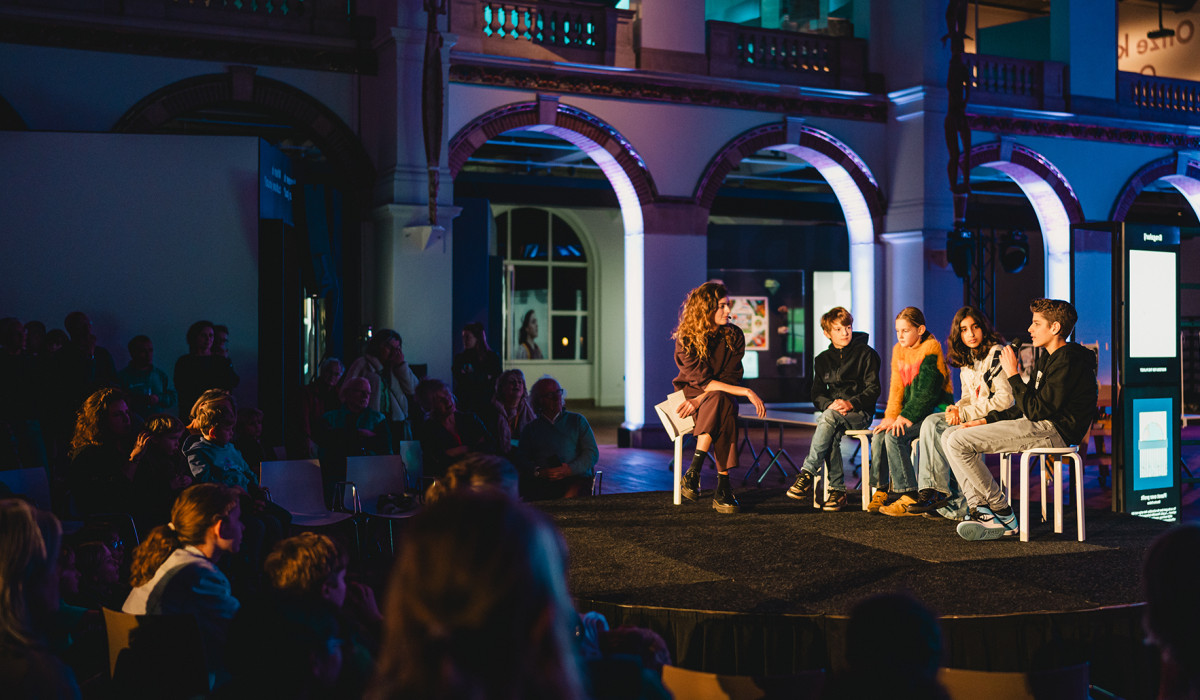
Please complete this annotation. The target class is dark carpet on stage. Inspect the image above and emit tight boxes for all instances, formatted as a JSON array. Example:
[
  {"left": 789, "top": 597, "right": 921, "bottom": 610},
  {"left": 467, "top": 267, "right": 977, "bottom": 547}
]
[{"left": 539, "top": 489, "right": 1168, "bottom": 617}]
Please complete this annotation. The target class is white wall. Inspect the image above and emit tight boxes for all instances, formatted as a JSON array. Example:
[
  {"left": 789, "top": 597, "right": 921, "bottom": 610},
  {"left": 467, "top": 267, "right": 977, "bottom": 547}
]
[{"left": 0, "top": 131, "right": 262, "bottom": 409}]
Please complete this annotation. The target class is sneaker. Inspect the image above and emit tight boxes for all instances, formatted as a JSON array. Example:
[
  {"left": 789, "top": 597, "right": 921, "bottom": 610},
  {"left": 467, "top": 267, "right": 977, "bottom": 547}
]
[
  {"left": 880, "top": 493, "right": 920, "bottom": 517},
  {"left": 867, "top": 488, "right": 891, "bottom": 514},
  {"left": 821, "top": 490, "right": 847, "bottom": 511},
  {"left": 786, "top": 471, "right": 815, "bottom": 502},
  {"left": 905, "top": 488, "right": 950, "bottom": 514},
  {"left": 956, "top": 505, "right": 1019, "bottom": 541}
]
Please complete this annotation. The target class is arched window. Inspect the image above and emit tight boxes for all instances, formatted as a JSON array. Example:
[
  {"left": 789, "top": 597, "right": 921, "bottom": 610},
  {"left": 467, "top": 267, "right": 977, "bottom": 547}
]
[{"left": 496, "top": 208, "right": 589, "bottom": 361}]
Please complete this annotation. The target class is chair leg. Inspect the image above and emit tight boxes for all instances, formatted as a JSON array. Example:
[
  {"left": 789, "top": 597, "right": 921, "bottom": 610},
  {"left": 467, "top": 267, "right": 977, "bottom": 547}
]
[
  {"left": 1000, "top": 453, "right": 1011, "bottom": 505},
  {"left": 1020, "top": 452, "right": 1032, "bottom": 542},
  {"left": 1054, "top": 457, "right": 1064, "bottom": 534},
  {"left": 1040, "top": 455, "right": 1049, "bottom": 523},
  {"left": 856, "top": 435, "right": 871, "bottom": 511},
  {"left": 1072, "top": 454, "right": 1086, "bottom": 541}
]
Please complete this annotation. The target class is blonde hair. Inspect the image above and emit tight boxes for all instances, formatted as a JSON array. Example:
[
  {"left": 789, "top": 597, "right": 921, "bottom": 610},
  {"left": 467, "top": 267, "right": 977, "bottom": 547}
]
[
  {"left": 128, "top": 484, "right": 238, "bottom": 587},
  {"left": 144, "top": 413, "right": 185, "bottom": 437},
  {"left": 195, "top": 403, "right": 235, "bottom": 434},
  {"left": 672, "top": 281, "right": 728, "bottom": 365},
  {"left": 896, "top": 306, "right": 931, "bottom": 343},
  {"left": 264, "top": 533, "right": 348, "bottom": 599}
]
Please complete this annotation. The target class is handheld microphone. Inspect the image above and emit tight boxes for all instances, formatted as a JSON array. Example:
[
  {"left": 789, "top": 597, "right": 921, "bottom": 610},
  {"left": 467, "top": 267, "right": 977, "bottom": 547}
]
[{"left": 1008, "top": 338, "right": 1022, "bottom": 354}]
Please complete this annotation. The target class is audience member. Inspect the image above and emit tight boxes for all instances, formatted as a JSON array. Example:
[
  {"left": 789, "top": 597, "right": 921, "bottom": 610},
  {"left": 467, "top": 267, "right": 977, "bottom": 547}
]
[
  {"left": 344, "top": 329, "right": 418, "bottom": 446},
  {"left": 66, "top": 388, "right": 145, "bottom": 516},
  {"left": 23, "top": 321, "right": 46, "bottom": 357},
  {"left": 233, "top": 407, "right": 267, "bottom": 475},
  {"left": 43, "top": 329, "right": 68, "bottom": 356},
  {"left": 117, "top": 335, "right": 177, "bottom": 419},
  {"left": 822, "top": 593, "right": 950, "bottom": 700},
  {"left": 212, "top": 324, "right": 230, "bottom": 359},
  {"left": 413, "top": 378, "right": 493, "bottom": 480},
  {"left": 452, "top": 322, "right": 502, "bottom": 414},
  {"left": 0, "top": 500, "right": 80, "bottom": 699},
  {"left": 297, "top": 358, "right": 344, "bottom": 458},
  {"left": 50, "top": 312, "right": 118, "bottom": 452},
  {"left": 174, "top": 320, "right": 239, "bottom": 421},
  {"left": 316, "top": 377, "right": 392, "bottom": 501},
  {"left": 367, "top": 493, "right": 587, "bottom": 700},
  {"left": 130, "top": 414, "right": 193, "bottom": 531},
  {"left": 1143, "top": 522, "right": 1200, "bottom": 700},
  {"left": 515, "top": 377, "right": 598, "bottom": 500},
  {"left": 484, "top": 368, "right": 536, "bottom": 456},
  {"left": 184, "top": 389, "right": 238, "bottom": 442},
  {"left": 69, "top": 541, "right": 125, "bottom": 611},
  {"left": 123, "top": 483, "right": 243, "bottom": 678},
  {"left": 0, "top": 317, "right": 46, "bottom": 470},
  {"left": 425, "top": 453, "right": 520, "bottom": 504}
]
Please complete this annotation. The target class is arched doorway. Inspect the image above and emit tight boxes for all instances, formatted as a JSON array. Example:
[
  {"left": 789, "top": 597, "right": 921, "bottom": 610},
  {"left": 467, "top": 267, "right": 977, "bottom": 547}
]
[{"left": 449, "top": 97, "right": 655, "bottom": 425}]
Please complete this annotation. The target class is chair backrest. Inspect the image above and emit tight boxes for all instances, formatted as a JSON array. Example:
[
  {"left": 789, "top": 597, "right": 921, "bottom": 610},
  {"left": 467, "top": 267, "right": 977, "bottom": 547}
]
[
  {"left": 395, "top": 440, "right": 424, "bottom": 493},
  {"left": 103, "top": 607, "right": 208, "bottom": 693},
  {"left": 660, "top": 664, "right": 825, "bottom": 700},
  {"left": 345, "top": 455, "right": 407, "bottom": 510},
  {"left": 939, "top": 663, "right": 1090, "bottom": 700},
  {"left": 0, "top": 466, "right": 52, "bottom": 510},
  {"left": 260, "top": 459, "right": 328, "bottom": 515}
]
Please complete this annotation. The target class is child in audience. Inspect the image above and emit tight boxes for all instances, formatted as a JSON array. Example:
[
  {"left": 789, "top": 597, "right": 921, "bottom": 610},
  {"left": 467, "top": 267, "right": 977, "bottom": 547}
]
[
  {"left": 123, "top": 483, "right": 243, "bottom": 677},
  {"left": 71, "top": 540, "right": 126, "bottom": 610},
  {"left": 131, "top": 413, "right": 193, "bottom": 531},
  {"left": 233, "top": 407, "right": 266, "bottom": 476},
  {"left": 870, "top": 307, "right": 953, "bottom": 516},
  {"left": 944, "top": 298, "right": 1096, "bottom": 541},
  {"left": 426, "top": 453, "right": 520, "bottom": 503},
  {"left": 787, "top": 307, "right": 881, "bottom": 511},
  {"left": 906, "top": 307, "right": 1013, "bottom": 520}
]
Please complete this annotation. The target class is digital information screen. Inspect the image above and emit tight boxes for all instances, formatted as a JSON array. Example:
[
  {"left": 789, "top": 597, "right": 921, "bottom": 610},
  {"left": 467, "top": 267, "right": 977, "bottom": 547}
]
[
  {"left": 1124, "top": 391, "right": 1180, "bottom": 522},
  {"left": 1121, "top": 227, "right": 1179, "bottom": 385}
]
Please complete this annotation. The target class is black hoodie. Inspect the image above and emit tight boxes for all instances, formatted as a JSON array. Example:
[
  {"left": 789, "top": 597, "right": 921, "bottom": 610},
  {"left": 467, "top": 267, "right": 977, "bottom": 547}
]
[
  {"left": 811, "top": 332, "right": 882, "bottom": 414},
  {"left": 984, "top": 341, "right": 1097, "bottom": 445}
]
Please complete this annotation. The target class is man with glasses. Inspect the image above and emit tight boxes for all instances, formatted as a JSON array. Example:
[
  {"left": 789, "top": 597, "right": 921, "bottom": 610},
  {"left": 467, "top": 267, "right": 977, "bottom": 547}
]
[
  {"left": 514, "top": 377, "right": 598, "bottom": 500},
  {"left": 344, "top": 328, "right": 418, "bottom": 447}
]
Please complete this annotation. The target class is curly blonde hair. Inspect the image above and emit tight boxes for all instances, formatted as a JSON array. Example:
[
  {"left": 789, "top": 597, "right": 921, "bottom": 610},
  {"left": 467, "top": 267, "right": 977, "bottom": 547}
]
[
  {"left": 70, "top": 387, "right": 127, "bottom": 457},
  {"left": 672, "top": 281, "right": 728, "bottom": 365}
]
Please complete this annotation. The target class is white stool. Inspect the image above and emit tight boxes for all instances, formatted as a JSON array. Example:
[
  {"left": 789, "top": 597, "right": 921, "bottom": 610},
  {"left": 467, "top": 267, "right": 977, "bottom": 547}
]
[
  {"left": 671, "top": 432, "right": 691, "bottom": 505},
  {"left": 999, "top": 447, "right": 1086, "bottom": 542},
  {"left": 845, "top": 429, "right": 874, "bottom": 511}
]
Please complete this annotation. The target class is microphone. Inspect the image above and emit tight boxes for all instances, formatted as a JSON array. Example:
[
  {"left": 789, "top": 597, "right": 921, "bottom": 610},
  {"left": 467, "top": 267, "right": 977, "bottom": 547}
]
[{"left": 1008, "top": 338, "right": 1022, "bottom": 354}]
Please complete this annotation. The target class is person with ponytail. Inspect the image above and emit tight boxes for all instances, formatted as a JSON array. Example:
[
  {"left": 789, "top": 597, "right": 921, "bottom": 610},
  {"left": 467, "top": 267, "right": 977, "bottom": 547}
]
[
  {"left": 123, "top": 483, "right": 243, "bottom": 675},
  {"left": 672, "top": 281, "right": 766, "bottom": 514}
]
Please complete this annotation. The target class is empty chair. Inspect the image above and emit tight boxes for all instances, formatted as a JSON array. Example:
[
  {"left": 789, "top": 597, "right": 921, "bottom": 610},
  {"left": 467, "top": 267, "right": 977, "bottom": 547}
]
[
  {"left": 660, "top": 664, "right": 825, "bottom": 700},
  {"left": 939, "top": 663, "right": 1090, "bottom": 700},
  {"left": 343, "top": 454, "right": 418, "bottom": 553},
  {"left": 259, "top": 459, "right": 354, "bottom": 529}
]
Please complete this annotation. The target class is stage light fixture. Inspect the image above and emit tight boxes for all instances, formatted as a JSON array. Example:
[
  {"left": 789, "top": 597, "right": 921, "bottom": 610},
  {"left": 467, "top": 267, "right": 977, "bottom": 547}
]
[
  {"left": 946, "top": 226, "right": 974, "bottom": 279},
  {"left": 1000, "top": 229, "right": 1029, "bottom": 273}
]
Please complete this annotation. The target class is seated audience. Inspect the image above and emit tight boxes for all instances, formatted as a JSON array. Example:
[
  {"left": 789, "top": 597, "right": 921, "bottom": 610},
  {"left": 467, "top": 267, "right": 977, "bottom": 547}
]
[
  {"left": 69, "top": 541, "right": 125, "bottom": 611},
  {"left": 130, "top": 414, "right": 193, "bottom": 532},
  {"left": 66, "top": 388, "right": 144, "bottom": 516},
  {"left": 123, "top": 483, "right": 243, "bottom": 678},
  {"left": 0, "top": 500, "right": 80, "bottom": 699},
  {"left": 183, "top": 389, "right": 237, "bottom": 443},
  {"left": 484, "top": 368, "right": 536, "bottom": 456},
  {"left": 452, "top": 322, "right": 502, "bottom": 414},
  {"left": 174, "top": 320, "right": 239, "bottom": 420},
  {"left": 367, "top": 493, "right": 587, "bottom": 700},
  {"left": 233, "top": 407, "right": 267, "bottom": 475},
  {"left": 54, "top": 311, "right": 118, "bottom": 427},
  {"left": 413, "top": 379, "right": 493, "bottom": 480},
  {"left": 43, "top": 329, "right": 68, "bottom": 357},
  {"left": 344, "top": 329, "right": 418, "bottom": 445},
  {"left": 117, "top": 335, "right": 177, "bottom": 420},
  {"left": 318, "top": 377, "right": 392, "bottom": 500},
  {"left": 297, "top": 358, "right": 344, "bottom": 458},
  {"left": 1143, "top": 523, "right": 1200, "bottom": 700},
  {"left": 822, "top": 593, "right": 950, "bottom": 700},
  {"left": 515, "top": 377, "right": 599, "bottom": 500},
  {"left": 425, "top": 453, "right": 520, "bottom": 504}
]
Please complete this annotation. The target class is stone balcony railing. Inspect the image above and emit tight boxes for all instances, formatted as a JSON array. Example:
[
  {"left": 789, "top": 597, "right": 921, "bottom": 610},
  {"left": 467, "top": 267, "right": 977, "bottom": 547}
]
[
  {"left": 450, "top": 0, "right": 636, "bottom": 67},
  {"left": 963, "top": 54, "right": 1067, "bottom": 112},
  {"left": 705, "top": 21, "right": 868, "bottom": 91},
  {"left": 1120, "top": 71, "right": 1200, "bottom": 123}
]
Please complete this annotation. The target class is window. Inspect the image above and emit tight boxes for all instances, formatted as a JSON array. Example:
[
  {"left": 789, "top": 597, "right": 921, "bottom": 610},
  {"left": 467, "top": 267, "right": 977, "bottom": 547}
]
[{"left": 497, "top": 208, "right": 589, "bottom": 361}]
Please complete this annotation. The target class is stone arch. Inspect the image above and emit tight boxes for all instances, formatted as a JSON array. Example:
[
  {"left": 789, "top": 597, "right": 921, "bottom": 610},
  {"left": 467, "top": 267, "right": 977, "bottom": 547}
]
[
  {"left": 694, "top": 120, "right": 886, "bottom": 340},
  {"left": 1111, "top": 153, "right": 1200, "bottom": 222},
  {"left": 448, "top": 97, "right": 656, "bottom": 426},
  {"left": 112, "top": 67, "right": 374, "bottom": 190},
  {"left": 966, "top": 140, "right": 1084, "bottom": 301}
]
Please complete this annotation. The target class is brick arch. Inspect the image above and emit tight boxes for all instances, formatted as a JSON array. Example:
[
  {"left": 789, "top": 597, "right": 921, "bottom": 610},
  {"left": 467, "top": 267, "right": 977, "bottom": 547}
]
[
  {"left": 112, "top": 68, "right": 374, "bottom": 190},
  {"left": 1111, "top": 153, "right": 1200, "bottom": 222},
  {"left": 693, "top": 121, "right": 886, "bottom": 238},
  {"left": 448, "top": 100, "right": 658, "bottom": 204},
  {"left": 967, "top": 141, "right": 1083, "bottom": 301}
]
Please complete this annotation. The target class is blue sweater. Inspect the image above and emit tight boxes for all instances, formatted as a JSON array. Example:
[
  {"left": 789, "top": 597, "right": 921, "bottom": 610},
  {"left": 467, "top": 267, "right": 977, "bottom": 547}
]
[
  {"left": 186, "top": 438, "right": 256, "bottom": 490},
  {"left": 516, "top": 411, "right": 599, "bottom": 477}
]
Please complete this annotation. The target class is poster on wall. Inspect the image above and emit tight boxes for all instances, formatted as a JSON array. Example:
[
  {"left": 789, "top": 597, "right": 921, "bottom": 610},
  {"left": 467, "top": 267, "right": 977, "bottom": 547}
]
[
  {"left": 730, "top": 296, "right": 769, "bottom": 351},
  {"left": 511, "top": 289, "right": 548, "bottom": 360}
]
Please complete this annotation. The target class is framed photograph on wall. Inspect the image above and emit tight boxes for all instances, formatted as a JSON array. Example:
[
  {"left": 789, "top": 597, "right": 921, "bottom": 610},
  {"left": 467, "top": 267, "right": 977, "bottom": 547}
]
[{"left": 730, "top": 296, "right": 769, "bottom": 351}]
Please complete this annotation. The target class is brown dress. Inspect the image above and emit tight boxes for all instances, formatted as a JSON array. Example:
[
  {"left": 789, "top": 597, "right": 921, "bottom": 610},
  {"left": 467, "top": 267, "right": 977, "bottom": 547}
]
[{"left": 672, "top": 324, "right": 745, "bottom": 463}]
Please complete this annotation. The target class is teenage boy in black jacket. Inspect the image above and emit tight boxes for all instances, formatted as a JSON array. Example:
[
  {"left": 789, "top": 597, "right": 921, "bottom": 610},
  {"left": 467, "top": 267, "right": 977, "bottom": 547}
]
[
  {"left": 943, "top": 298, "right": 1097, "bottom": 541},
  {"left": 787, "top": 307, "right": 882, "bottom": 511}
]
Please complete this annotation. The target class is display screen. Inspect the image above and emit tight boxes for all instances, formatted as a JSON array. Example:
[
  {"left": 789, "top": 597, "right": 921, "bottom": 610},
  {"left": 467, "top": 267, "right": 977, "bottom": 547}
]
[
  {"left": 1124, "top": 390, "right": 1180, "bottom": 522},
  {"left": 1128, "top": 249, "right": 1177, "bottom": 359}
]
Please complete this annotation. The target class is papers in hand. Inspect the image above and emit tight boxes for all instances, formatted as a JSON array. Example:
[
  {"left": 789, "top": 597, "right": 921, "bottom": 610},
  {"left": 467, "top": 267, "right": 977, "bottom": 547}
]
[{"left": 654, "top": 391, "right": 695, "bottom": 440}]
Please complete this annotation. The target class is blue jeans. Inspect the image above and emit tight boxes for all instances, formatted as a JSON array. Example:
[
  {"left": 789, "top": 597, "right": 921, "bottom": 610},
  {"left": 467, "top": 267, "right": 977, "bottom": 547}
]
[
  {"left": 801, "top": 409, "right": 872, "bottom": 491},
  {"left": 869, "top": 416, "right": 926, "bottom": 492},
  {"left": 917, "top": 413, "right": 967, "bottom": 519}
]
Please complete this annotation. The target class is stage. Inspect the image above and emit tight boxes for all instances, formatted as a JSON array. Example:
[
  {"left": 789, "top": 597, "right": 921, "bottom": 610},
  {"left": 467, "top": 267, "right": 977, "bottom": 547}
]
[{"left": 541, "top": 489, "right": 1169, "bottom": 698}]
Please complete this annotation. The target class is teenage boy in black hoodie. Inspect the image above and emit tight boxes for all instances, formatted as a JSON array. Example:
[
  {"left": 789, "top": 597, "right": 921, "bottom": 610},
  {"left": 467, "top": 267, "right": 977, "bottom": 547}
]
[
  {"left": 787, "top": 307, "right": 882, "bottom": 511},
  {"left": 944, "top": 298, "right": 1097, "bottom": 541}
]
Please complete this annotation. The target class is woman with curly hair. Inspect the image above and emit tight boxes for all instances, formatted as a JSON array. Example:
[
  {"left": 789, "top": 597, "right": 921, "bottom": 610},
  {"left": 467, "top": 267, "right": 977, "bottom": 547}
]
[
  {"left": 485, "top": 369, "right": 536, "bottom": 455},
  {"left": 672, "top": 281, "right": 765, "bottom": 514},
  {"left": 66, "top": 387, "right": 148, "bottom": 516}
]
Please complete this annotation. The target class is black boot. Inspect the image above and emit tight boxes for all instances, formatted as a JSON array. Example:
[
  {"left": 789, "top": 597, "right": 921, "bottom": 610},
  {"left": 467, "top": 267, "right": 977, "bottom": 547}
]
[
  {"left": 712, "top": 473, "right": 740, "bottom": 514},
  {"left": 681, "top": 465, "right": 702, "bottom": 501}
]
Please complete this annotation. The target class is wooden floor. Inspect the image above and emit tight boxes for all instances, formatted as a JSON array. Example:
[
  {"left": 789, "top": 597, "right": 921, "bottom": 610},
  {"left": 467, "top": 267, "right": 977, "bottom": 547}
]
[{"left": 575, "top": 403, "right": 1200, "bottom": 518}]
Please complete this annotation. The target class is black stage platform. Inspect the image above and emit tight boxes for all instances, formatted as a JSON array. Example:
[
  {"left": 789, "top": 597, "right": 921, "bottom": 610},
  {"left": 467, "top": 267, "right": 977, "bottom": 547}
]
[{"left": 540, "top": 489, "right": 1170, "bottom": 699}]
